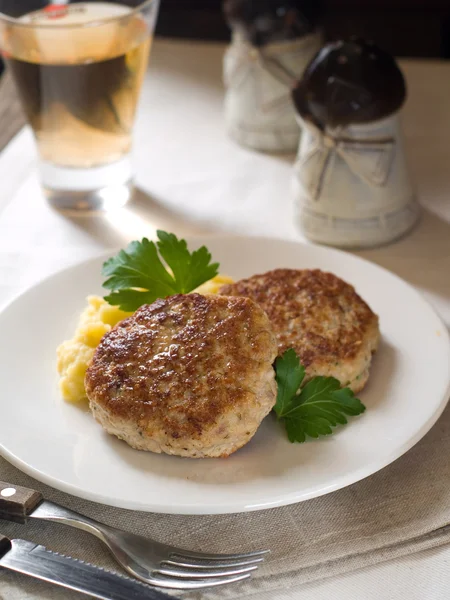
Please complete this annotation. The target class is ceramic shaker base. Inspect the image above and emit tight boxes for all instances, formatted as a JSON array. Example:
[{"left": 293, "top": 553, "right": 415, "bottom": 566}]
[
  {"left": 223, "top": 33, "right": 323, "bottom": 153},
  {"left": 296, "top": 200, "right": 420, "bottom": 249},
  {"left": 226, "top": 122, "right": 299, "bottom": 153}
]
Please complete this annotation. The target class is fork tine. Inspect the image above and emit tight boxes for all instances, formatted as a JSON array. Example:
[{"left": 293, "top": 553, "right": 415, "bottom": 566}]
[
  {"left": 156, "top": 564, "right": 258, "bottom": 579},
  {"left": 148, "top": 572, "right": 253, "bottom": 590},
  {"left": 165, "top": 555, "right": 265, "bottom": 569},
  {"left": 170, "top": 549, "right": 269, "bottom": 562}
]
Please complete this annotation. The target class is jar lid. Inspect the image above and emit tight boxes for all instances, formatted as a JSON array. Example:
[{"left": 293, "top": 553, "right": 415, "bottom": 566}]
[
  {"left": 223, "top": 0, "right": 323, "bottom": 47},
  {"left": 291, "top": 38, "right": 406, "bottom": 129}
]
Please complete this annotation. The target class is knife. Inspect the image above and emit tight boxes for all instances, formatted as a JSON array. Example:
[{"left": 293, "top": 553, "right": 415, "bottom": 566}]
[{"left": 0, "top": 534, "right": 175, "bottom": 600}]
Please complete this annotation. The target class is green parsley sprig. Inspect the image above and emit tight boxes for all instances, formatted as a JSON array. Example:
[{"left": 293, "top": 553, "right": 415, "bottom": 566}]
[
  {"left": 274, "top": 349, "right": 366, "bottom": 443},
  {"left": 102, "top": 231, "right": 219, "bottom": 311}
]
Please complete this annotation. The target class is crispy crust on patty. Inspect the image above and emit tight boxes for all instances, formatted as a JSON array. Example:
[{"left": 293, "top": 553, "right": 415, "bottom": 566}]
[
  {"left": 85, "top": 293, "right": 278, "bottom": 457},
  {"left": 220, "top": 269, "right": 380, "bottom": 392}
]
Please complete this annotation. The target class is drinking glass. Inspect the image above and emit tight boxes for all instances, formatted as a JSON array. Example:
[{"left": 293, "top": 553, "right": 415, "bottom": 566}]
[{"left": 0, "top": 0, "right": 159, "bottom": 212}]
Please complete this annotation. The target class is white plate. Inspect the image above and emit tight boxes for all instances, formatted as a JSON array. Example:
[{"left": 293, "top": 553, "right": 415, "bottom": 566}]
[{"left": 0, "top": 236, "right": 449, "bottom": 514}]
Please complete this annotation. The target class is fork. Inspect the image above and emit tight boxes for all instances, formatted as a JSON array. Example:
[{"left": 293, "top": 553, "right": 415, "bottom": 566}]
[{"left": 0, "top": 480, "right": 268, "bottom": 590}]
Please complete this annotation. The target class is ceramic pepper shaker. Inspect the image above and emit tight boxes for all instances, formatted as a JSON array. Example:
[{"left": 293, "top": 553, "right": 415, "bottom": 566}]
[
  {"left": 222, "top": 0, "right": 323, "bottom": 152},
  {"left": 291, "top": 38, "right": 419, "bottom": 248}
]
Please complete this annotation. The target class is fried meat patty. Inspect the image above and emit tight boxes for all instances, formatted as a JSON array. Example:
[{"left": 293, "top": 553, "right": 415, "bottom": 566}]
[
  {"left": 220, "top": 269, "right": 380, "bottom": 393},
  {"left": 85, "top": 293, "right": 278, "bottom": 458}
]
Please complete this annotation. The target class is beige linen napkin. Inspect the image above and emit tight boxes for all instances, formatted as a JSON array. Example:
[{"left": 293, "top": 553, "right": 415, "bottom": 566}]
[{"left": 1, "top": 402, "right": 450, "bottom": 600}]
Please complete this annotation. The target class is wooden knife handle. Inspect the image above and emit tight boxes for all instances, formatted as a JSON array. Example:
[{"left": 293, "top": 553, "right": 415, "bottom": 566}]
[
  {"left": 0, "top": 481, "right": 43, "bottom": 523},
  {"left": 0, "top": 534, "right": 11, "bottom": 557}
]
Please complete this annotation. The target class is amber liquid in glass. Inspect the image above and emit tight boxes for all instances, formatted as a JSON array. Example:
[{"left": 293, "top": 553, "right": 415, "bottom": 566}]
[{"left": 3, "top": 3, "right": 150, "bottom": 168}]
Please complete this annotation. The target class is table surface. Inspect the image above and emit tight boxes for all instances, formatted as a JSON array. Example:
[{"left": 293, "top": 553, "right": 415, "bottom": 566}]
[{"left": 1, "top": 39, "right": 450, "bottom": 599}]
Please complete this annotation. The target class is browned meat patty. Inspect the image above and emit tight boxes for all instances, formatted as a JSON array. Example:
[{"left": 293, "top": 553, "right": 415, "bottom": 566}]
[
  {"left": 220, "top": 269, "right": 380, "bottom": 393},
  {"left": 85, "top": 293, "right": 278, "bottom": 458}
]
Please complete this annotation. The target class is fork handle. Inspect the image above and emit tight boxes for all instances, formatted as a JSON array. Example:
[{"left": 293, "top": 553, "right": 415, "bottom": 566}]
[
  {"left": 0, "top": 481, "right": 105, "bottom": 538},
  {"left": 0, "top": 481, "right": 43, "bottom": 523},
  {"left": 30, "top": 500, "right": 108, "bottom": 541}
]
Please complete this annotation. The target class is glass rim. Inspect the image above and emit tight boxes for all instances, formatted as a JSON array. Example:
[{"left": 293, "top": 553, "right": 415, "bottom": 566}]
[{"left": 0, "top": 0, "right": 158, "bottom": 30}]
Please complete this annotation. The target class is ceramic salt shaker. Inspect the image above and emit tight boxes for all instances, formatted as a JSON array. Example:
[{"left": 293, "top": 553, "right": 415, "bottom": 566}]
[
  {"left": 223, "top": 0, "right": 323, "bottom": 152},
  {"left": 292, "top": 38, "right": 419, "bottom": 248}
]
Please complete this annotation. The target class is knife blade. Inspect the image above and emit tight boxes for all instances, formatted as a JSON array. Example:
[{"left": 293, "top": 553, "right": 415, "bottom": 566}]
[{"left": 0, "top": 535, "right": 175, "bottom": 600}]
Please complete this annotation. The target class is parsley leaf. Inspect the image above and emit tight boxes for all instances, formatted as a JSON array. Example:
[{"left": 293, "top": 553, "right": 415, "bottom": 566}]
[
  {"left": 102, "top": 231, "right": 220, "bottom": 311},
  {"left": 156, "top": 231, "right": 220, "bottom": 292},
  {"left": 274, "top": 350, "right": 366, "bottom": 443},
  {"left": 274, "top": 348, "right": 305, "bottom": 418}
]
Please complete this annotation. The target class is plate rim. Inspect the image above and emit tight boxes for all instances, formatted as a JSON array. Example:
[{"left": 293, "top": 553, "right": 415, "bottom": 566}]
[{"left": 0, "top": 234, "right": 449, "bottom": 514}]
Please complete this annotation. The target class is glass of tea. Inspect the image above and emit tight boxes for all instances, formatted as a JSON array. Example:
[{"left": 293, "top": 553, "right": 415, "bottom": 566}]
[{"left": 0, "top": 0, "right": 159, "bottom": 212}]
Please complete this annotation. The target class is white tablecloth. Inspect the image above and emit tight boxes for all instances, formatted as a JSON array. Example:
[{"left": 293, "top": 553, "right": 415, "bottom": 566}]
[{"left": 1, "top": 39, "right": 450, "bottom": 599}]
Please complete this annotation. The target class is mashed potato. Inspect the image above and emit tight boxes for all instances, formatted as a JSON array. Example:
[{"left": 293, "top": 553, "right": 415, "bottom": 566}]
[
  {"left": 57, "top": 275, "right": 234, "bottom": 403},
  {"left": 192, "top": 274, "right": 235, "bottom": 295},
  {"left": 57, "top": 296, "right": 132, "bottom": 403}
]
